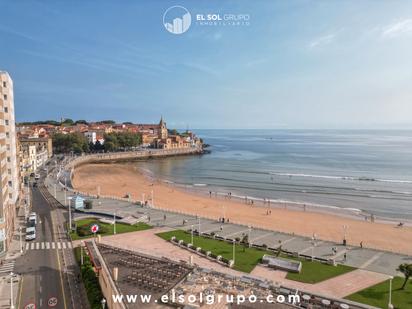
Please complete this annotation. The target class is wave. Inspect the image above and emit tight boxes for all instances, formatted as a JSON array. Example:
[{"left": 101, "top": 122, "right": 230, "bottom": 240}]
[{"left": 269, "top": 172, "right": 412, "bottom": 184}]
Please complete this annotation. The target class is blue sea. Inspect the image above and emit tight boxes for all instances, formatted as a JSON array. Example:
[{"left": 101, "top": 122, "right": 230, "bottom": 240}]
[{"left": 137, "top": 130, "right": 412, "bottom": 219}]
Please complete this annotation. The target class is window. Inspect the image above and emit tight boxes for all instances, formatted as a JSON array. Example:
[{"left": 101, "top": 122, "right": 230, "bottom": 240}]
[
  {"left": 7, "top": 157, "right": 10, "bottom": 163},
  {"left": 8, "top": 181, "right": 12, "bottom": 187},
  {"left": 4, "top": 107, "right": 8, "bottom": 113},
  {"left": 2, "top": 82, "right": 6, "bottom": 88},
  {"left": 7, "top": 169, "right": 11, "bottom": 175},
  {"left": 8, "top": 193, "right": 12, "bottom": 199},
  {"left": 3, "top": 94, "right": 7, "bottom": 100},
  {"left": 5, "top": 132, "right": 9, "bottom": 138},
  {"left": 5, "top": 120, "right": 8, "bottom": 125}
]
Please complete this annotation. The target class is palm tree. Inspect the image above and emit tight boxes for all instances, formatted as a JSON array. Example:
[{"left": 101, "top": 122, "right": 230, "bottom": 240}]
[
  {"left": 242, "top": 234, "right": 249, "bottom": 252},
  {"left": 397, "top": 263, "right": 412, "bottom": 290}
]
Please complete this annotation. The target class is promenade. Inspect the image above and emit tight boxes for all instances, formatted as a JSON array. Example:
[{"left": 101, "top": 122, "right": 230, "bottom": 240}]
[{"left": 44, "top": 166, "right": 412, "bottom": 278}]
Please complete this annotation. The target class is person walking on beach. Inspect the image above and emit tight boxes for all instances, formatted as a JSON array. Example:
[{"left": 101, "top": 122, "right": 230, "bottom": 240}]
[
  {"left": 360, "top": 241, "right": 363, "bottom": 248},
  {"left": 209, "top": 191, "right": 212, "bottom": 198}
]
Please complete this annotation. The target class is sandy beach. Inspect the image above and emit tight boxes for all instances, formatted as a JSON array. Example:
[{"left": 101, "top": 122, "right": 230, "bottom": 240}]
[{"left": 72, "top": 163, "right": 412, "bottom": 255}]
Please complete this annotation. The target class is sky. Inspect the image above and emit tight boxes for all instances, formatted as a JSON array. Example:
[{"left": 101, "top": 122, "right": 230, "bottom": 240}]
[{"left": 0, "top": 0, "right": 412, "bottom": 129}]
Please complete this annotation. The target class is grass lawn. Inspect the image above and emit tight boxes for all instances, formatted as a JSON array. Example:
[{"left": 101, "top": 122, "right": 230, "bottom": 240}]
[
  {"left": 157, "top": 229, "right": 265, "bottom": 273},
  {"left": 156, "top": 229, "right": 355, "bottom": 281},
  {"left": 285, "top": 256, "right": 355, "bottom": 283},
  {"left": 70, "top": 218, "right": 152, "bottom": 240},
  {"left": 346, "top": 277, "right": 412, "bottom": 309}
]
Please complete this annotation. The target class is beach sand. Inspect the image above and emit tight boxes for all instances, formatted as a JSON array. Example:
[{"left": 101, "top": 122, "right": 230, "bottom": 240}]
[{"left": 72, "top": 163, "right": 412, "bottom": 255}]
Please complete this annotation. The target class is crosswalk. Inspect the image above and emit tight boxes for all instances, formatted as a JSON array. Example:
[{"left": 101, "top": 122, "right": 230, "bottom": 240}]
[
  {"left": 25, "top": 241, "right": 73, "bottom": 251},
  {"left": 0, "top": 260, "right": 15, "bottom": 275}
]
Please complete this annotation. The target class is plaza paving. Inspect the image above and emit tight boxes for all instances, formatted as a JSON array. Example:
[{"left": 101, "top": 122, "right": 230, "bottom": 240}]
[{"left": 45, "top": 173, "right": 412, "bottom": 277}]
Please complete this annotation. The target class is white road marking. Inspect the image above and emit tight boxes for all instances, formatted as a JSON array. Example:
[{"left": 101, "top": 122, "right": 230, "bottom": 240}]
[
  {"left": 25, "top": 243, "right": 29, "bottom": 250},
  {"left": 46, "top": 242, "right": 50, "bottom": 249},
  {"left": 30, "top": 243, "right": 35, "bottom": 250},
  {"left": 57, "top": 242, "right": 61, "bottom": 249},
  {"left": 52, "top": 242, "right": 56, "bottom": 249},
  {"left": 62, "top": 242, "right": 67, "bottom": 249},
  {"left": 67, "top": 242, "right": 72, "bottom": 249},
  {"left": 36, "top": 242, "right": 40, "bottom": 250},
  {"left": 41, "top": 242, "right": 45, "bottom": 249}
]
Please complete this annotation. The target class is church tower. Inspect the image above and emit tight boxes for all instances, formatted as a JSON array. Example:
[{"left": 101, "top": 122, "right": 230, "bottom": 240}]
[{"left": 159, "top": 116, "right": 168, "bottom": 139}]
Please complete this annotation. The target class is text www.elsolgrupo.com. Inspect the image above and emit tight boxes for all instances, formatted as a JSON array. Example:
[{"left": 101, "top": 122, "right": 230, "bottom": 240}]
[{"left": 112, "top": 291, "right": 301, "bottom": 305}]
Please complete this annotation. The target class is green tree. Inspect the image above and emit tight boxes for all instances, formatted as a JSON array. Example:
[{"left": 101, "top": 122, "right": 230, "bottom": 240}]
[
  {"left": 241, "top": 234, "right": 249, "bottom": 252},
  {"left": 75, "top": 119, "right": 88, "bottom": 125},
  {"left": 397, "top": 264, "right": 412, "bottom": 289},
  {"left": 104, "top": 141, "right": 116, "bottom": 152}
]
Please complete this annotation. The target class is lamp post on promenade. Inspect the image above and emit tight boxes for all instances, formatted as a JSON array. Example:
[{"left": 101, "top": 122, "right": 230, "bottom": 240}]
[
  {"left": 232, "top": 239, "right": 236, "bottom": 264},
  {"left": 342, "top": 225, "right": 348, "bottom": 246},
  {"left": 388, "top": 276, "right": 394, "bottom": 309},
  {"left": 113, "top": 210, "right": 117, "bottom": 235}
]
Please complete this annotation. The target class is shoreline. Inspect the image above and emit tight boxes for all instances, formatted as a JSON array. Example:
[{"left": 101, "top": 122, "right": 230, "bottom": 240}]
[
  {"left": 139, "top": 167, "right": 411, "bottom": 226},
  {"left": 72, "top": 162, "right": 412, "bottom": 255}
]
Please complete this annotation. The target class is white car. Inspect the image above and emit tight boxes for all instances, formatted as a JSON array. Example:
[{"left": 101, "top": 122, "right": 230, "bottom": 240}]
[
  {"left": 34, "top": 174, "right": 40, "bottom": 180},
  {"left": 28, "top": 213, "right": 37, "bottom": 226},
  {"left": 25, "top": 227, "right": 36, "bottom": 241}
]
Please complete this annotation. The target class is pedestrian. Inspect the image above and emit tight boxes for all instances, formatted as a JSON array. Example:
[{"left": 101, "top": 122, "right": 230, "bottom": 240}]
[
  {"left": 163, "top": 214, "right": 166, "bottom": 221},
  {"left": 220, "top": 225, "right": 223, "bottom": 231},
  {"left": 360, "top": 241, "right": 363, "bottom": 248},
  {"left": 343, "top": 252, "right": 347, "bottom": 262},
  {"left": 209, "top": 191, "right": 212, "bottom": 197}
]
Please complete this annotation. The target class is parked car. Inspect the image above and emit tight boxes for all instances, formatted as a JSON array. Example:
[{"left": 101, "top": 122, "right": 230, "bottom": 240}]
[
  {"left": 28, "top": 213, "right": 37, "bottom": 226},
  {"left": 34, "top": 174, "right": 40, "bottom": 180},
  {"left": 25, "top": 227, "right": 36, "bottom": 241}
]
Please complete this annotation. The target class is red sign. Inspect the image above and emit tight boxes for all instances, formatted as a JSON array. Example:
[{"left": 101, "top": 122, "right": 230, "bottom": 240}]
[{"left": 90, "top": 224, "right": 99, "bottom": 233}]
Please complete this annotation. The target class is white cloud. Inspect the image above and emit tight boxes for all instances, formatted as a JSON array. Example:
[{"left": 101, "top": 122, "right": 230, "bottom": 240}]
[
  {"left": 308, "top": 33, "right": 336, "bottom": 49},
  {"left": 382, "top": 19, "right": 412, "bottom": 38}
]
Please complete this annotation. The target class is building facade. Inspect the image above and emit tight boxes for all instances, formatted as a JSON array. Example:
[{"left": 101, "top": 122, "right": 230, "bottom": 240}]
[{"left": 0, "top": 71, "right": 20, "bottom": 254}]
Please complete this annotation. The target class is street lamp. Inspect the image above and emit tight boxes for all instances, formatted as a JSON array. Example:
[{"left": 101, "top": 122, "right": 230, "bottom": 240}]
[
  {"left": 311, "top": 235, "right": 316, "bottom": 261},
  {"left": 388, "top": 276, "right": 394, "bottom": 309},
  {"left": 80, "top": 241, "right": 84, "bottom": 265},
  {"left": 101, "top": 298, "right": 106, "bottom": 309},
  {"left": 342, "top": 225, "right": 348, "bottom": 246},
  {"left": 248, "top": 225, "right": 252, "bottom": 247},
  {"left": 198, "top": 217, "right": 201, "bottom": 235},
  {"left": 232, "top": 239, "right": 236, "bottom": 264},
  {"left": 10, "top": 272, "right": 14, "bottom": 309},
  {"left": 64, "top": 176, "right": 67, "bottom": 206},
  {"left": 19, "top": 227, "right": 22, "bottom": 253},
  {"left": 68, "top": 198, "right": 72, "bottom": 232},
  {"left": 113, "top": 210, "right": 117, "bottom": 235}
]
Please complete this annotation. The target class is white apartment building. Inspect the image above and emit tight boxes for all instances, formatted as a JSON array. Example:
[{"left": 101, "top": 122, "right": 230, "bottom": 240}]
[
  {"left": 84, "top": 131, "right": 97, "bottom": 144},
  {"left": 0, "top": 71, "right": 20, "bottom": 254}
]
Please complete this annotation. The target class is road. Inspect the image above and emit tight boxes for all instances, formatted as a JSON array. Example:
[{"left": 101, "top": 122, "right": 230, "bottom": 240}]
[{"left": 15, "top": 179, "right": 71, "bottom": 309}]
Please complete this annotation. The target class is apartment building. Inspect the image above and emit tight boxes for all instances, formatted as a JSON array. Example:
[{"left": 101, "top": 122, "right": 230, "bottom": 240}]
[{"left": 0, "top": 71, "right": 20, "bottom": 254}]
